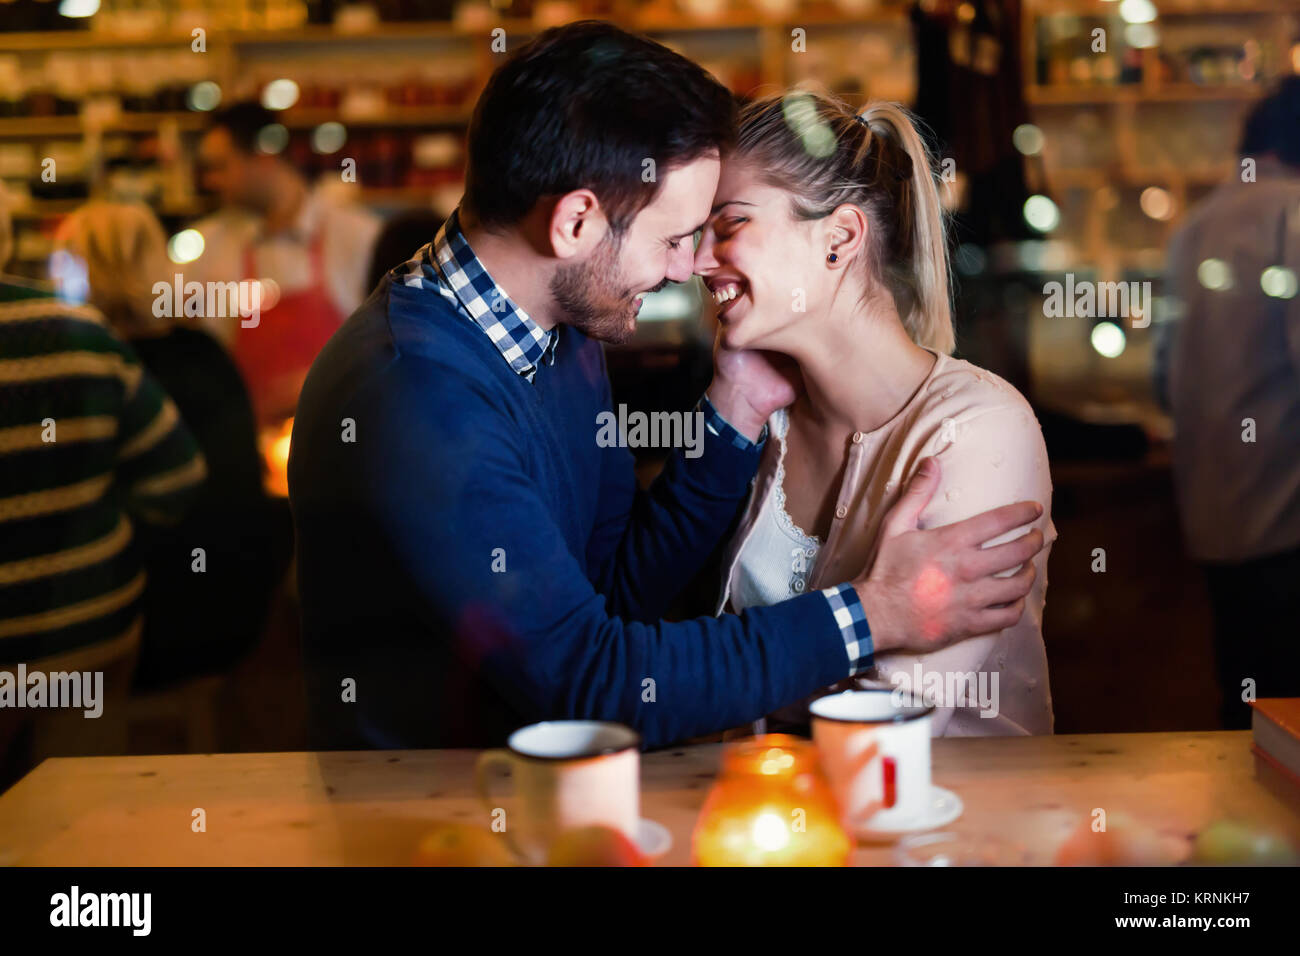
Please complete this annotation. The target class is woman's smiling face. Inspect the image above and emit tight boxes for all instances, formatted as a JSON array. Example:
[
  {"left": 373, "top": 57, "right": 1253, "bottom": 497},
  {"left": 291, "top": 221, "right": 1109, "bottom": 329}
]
[{"left": 694, "top": 158, "right": 827, "bottom": 353}]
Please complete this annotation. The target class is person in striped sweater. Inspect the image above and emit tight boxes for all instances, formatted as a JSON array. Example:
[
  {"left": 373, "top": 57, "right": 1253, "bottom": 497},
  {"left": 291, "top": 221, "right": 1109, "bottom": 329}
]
[{"left": 0, "top": 190, "right": 206, "bottom": 779}]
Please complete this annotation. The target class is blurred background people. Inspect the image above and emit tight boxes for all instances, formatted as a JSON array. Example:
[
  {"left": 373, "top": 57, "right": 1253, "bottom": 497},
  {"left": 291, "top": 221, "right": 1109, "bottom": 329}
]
[
  {"left": 365, "top": 209, "right": 443, "bottom": 296},
  {"left": 1156, "top": 77, "right": 1300, "bottom": 729},
  {"left": 51, "top": 201, "right": 288, "bottom": 694},
  {"left": 0, "top": 188, "right": 205, "bottom": 788},
  {"left": 188, "top": 101, "right": 382, "bottom": 427}
]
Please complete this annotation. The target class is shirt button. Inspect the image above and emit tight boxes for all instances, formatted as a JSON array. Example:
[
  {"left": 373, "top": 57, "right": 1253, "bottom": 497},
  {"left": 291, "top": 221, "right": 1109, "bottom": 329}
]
[
  {"left": 835, "top": 505, "right": 848, "bottom": 519},
  {"left": 852, "top": 432, "right": 864, "bottom": 444}
]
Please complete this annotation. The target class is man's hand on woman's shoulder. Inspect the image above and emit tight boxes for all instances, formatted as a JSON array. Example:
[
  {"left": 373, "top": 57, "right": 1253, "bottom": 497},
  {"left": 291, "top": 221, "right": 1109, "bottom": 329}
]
[{"left": 853, "top": 456, "right": 1046, "bottom": 654}]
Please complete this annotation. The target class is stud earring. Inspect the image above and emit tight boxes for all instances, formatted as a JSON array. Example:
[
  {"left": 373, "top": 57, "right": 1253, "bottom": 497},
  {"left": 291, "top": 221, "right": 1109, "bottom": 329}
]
[{"left": 827, "top": 253, "right": 838, "bottom": 263}]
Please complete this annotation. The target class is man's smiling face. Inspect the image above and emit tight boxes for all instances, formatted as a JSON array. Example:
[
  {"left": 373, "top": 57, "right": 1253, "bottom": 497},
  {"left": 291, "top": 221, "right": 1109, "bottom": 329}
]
[{"left": 551, "top": 155, "right": 719, "bottom": 345}]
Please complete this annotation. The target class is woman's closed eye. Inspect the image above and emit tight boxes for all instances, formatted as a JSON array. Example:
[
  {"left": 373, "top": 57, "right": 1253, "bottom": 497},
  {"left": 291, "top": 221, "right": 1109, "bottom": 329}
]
[{"left": 703, "top": 215, "right": 746, "bottom": 242}]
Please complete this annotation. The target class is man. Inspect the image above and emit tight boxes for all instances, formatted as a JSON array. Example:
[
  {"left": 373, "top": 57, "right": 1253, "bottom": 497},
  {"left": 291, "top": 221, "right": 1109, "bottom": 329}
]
[
  {"left": 189, "top": 102, "right": 382, "bottom": 426},
  {"left": 0, "top": 187, "right": 206, "bottom": 781},
  {"left": 1156, "top": 77, "right": 1300, "bottom": 728},
  {"left": 290, "top": 21, "right": 1046, "bottom": 750}
]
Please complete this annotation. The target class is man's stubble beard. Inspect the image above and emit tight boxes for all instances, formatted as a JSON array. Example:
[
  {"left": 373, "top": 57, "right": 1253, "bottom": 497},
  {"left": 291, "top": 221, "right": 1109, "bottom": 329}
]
[{"left": 550, "top": 228, "right": 645, "bottom": 346}]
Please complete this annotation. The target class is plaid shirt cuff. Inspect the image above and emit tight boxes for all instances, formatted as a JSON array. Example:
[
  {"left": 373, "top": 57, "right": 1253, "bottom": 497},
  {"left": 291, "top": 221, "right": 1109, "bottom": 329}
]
[
  {"left": 821, "top": 582, "right": 874, "bottom": 674},
  {"left": 699, "top": 393, "right": 767, "bottom": 449}
]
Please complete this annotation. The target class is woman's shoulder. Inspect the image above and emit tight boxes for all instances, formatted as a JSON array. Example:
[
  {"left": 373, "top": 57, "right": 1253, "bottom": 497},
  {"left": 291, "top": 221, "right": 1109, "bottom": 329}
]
[
  {"left": 902, "top": 354, "right": 1049, "bottom": 470},
  {"left": 906, "top": 357, "right": 1055, "bottom": 537},
  {"left": 912, "top": 354, "right": 1040, "bottom": 431}
]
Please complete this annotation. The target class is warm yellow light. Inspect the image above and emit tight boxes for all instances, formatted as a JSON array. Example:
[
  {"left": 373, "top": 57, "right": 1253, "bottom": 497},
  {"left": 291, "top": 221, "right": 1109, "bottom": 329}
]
[
  {"left": 261, "top": 78, "right": 300, "bottom": 111},
  {"left": 692, "top": 735, "right": 851, "bottom": 866},
  {"left": 261, "top": 417, "right": 294, "bottom": 499},
  {"left": 751, "top": 812, "right": 791, "bottom": 852},
  {"left": 1139, "top": 186, "right": 1174, "bottom": 221}
]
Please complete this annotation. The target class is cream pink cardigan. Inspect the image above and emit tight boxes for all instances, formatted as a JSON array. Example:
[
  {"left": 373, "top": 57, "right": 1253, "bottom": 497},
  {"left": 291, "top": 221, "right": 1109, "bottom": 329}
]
[{"left": 716, "top": 350, "right": 1056, "bottom": 736}]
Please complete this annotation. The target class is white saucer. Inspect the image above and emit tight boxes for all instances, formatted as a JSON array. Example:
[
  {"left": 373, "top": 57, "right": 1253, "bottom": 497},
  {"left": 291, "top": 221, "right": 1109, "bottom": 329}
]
[
  {"left": 853, "top": 786, "right": 964, "bottom": 842},
  {"left": 521, "top": 818, "right": 673, "bottom": 865},
  {"left": 635, "top": 818, "right": 673, "bottom": 859}
]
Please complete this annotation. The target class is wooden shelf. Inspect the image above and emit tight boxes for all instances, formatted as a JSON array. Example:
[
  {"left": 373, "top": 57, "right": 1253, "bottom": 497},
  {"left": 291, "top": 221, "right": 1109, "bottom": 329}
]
[
  {"left": 0, "top": 21, "right": 512, "bottom": 52},
  {"left": 632, "top": 8, "right": 906, "bottom": 31},
  {"left": 5, "top": 198, "right": 207, "bottom": 219},
  {"left": 0, "top": 9, "right": 913, "bottom": 52},
  {"left": 0, "top": 112, "right": 209, "bottom": 138},
  {"left": 1028, "top": 84, "right": 1267, "bottom": 105},
  {"left": 1028, "top": 0, "right": 1292, "bottom": 15},
  {"left": 1044, "top": 164, "right": 1234, "bottom": 187},
  {"left": 276, "top": 106, "right": 474, "bottom": 129}
]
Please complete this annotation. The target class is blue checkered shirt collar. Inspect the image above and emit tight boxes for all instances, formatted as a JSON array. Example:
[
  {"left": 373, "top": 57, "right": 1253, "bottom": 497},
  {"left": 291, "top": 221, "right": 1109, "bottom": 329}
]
[{"left": 391, "top": 208, "right": 558, "bottom": 383}]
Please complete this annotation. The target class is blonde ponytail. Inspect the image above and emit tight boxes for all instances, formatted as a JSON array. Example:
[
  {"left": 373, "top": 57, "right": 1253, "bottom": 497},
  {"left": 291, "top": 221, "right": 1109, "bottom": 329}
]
[{"left": 856, "top": 103, "right": 954, "bottom": 355}]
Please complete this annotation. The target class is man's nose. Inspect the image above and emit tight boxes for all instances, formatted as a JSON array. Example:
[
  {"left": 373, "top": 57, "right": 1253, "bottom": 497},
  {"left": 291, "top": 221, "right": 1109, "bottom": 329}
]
[{"left": 665, "top": 241, "right": 696, "bottom": 284}]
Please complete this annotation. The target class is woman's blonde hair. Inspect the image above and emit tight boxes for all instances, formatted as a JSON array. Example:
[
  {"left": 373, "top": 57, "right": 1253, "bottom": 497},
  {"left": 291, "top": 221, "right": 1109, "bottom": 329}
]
[
  {"left": 733, "top": 91, "right": 955, "bottom": 355},
  {"left": 55, "top": 201, "right": 174, "bottom": 337}
]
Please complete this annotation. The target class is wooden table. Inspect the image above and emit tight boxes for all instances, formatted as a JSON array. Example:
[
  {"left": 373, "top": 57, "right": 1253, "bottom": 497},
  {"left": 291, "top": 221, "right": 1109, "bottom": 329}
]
[{"left": 1, "top": 731, "right": 1296, "bottom": 866}]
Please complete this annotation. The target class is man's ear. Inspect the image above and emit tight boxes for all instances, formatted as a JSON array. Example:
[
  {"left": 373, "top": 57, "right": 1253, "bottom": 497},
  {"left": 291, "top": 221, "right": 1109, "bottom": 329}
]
[
  {"left": 824, "top": 203, "right": 869, "bottom": 267},
  {"left": 548, "top": 190, "right": 608, "bottom": 260}
]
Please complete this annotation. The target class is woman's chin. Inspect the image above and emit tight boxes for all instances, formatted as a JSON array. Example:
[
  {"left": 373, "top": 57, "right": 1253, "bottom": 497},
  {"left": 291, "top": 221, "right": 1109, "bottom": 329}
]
[{"left": 720, "top": 323, "right": 752, "bottom": 351}]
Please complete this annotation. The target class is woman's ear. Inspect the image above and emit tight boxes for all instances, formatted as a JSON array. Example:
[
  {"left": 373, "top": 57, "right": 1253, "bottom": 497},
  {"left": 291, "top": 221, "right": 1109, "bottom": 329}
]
[
  {"left": 548, "top": 189, "right": 609, "bottom": 261},
  {"left": 824, "top": 203, "right": 869, "bottom": 268}
]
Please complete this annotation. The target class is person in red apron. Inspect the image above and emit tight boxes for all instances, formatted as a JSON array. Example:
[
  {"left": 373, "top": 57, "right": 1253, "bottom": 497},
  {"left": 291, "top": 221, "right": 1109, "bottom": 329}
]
[{"left": 233, "top": 230, "right": 344, "bottom": 428}]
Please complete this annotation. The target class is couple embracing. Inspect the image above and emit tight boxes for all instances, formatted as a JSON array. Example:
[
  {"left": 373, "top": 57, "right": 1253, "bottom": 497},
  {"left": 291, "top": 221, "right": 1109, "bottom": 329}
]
[{"left": 289, "top": 20, "right": 1055, "bottom": 750}]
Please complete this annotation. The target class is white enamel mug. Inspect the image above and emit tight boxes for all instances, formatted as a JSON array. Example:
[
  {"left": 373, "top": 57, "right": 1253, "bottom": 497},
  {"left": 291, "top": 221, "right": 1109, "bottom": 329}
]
[
  {"left": 475, "top": 720, "right": 640, "bottom": 862},
  {"left": 810, "top": 690, "right": 935, "bottom": 836}
]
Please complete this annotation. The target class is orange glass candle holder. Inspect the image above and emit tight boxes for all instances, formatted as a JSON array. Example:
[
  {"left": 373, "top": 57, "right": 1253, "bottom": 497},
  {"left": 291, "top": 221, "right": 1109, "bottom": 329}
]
[{"left": 692, "top": 734, "right": 852, "bottom": 866}]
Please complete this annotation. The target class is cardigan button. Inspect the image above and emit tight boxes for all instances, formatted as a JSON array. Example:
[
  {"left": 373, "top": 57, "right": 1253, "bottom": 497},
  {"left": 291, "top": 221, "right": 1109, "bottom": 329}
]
[
  {"left": 835, "top": 505, "right": 848, "bottom": 519},
  {"left": 852, "top": 431, "right": 864, "bottom": 444}
]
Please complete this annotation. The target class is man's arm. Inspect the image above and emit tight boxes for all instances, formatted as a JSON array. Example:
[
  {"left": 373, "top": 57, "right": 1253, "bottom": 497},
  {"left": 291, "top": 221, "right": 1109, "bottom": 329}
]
[
  {"left": 359, "top": 358, "right": 847, "bottom": 748},
  {"left": 583, "top": 342, "right": 797, "bottom": 622},
  {"left": 584, "top": 389, "right": 764, "bottom": 624}
]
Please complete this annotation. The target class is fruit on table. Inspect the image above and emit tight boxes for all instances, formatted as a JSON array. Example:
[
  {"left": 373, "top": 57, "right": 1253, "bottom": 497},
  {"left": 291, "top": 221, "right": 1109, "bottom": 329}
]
[
  {"left": 546, "top": 825, "right": 648, "bottom": 867},
  {"left": 1054, "top": 813, "right": 1191, "bottom": 866},
  {"left": 412, "top": 822, "right": 518, "bottom": 866},
  {"left": 1191, "top": 820, "right": 1299, "bottom": 865}
]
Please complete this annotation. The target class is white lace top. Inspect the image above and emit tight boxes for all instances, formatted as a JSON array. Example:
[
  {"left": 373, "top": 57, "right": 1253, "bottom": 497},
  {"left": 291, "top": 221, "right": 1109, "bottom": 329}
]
[{"left": 730, "top": 408, "right": 823, "bottom": 612}]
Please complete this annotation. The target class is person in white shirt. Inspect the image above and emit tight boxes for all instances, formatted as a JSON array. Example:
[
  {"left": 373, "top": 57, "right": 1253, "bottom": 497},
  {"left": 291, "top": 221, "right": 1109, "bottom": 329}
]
[{"left": 188, "top": 101, "right": 382, "bottom": 426}]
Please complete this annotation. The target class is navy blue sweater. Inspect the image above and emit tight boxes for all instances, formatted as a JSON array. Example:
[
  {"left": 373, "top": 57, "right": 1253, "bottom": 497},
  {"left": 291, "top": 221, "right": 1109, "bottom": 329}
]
[{"left": 289, "top": 274, "right": 854, "bottom": 749}]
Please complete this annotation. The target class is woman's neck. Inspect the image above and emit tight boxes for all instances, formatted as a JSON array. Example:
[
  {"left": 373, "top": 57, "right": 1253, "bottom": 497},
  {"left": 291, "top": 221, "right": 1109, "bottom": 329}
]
[{"left": 787, "top": 292, "right": 937, "bottom": 436}]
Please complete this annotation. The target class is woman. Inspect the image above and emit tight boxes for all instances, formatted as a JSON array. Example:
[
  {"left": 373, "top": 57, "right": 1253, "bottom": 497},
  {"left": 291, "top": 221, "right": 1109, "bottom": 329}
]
[
  {"left": 52, "top": 202, "right": 284, "bottom": 690},
  {"left": 697, "top": 93, "right": 1055, "bottom": 736}
]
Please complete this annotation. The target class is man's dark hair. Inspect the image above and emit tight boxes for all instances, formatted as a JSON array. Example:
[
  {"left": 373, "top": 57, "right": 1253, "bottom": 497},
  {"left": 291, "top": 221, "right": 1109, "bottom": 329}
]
[
  {"left": 207, "top": 101, "right": 281, "bottom": 154},
  {"left": 1239, "top": 76, "right": 1300, "bottom": 168},
  {"left": 463, "top": 20, "right": 736, "bottom": 233}
]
